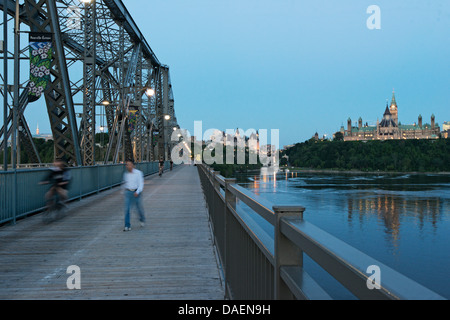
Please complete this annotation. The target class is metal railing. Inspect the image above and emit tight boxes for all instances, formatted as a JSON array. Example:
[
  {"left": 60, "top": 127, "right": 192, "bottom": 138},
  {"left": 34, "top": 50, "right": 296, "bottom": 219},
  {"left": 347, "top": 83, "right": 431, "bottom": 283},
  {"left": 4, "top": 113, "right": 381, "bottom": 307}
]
[
  {"left": 0, "top": 161, "right": 171, "bottom": 225},
  {"left": 197, "top": 164, "right": 445, "bottom": 300}
]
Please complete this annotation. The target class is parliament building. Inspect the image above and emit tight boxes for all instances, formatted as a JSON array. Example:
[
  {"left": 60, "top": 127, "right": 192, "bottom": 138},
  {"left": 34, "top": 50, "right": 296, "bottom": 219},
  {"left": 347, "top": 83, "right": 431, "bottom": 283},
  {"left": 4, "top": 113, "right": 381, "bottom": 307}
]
[{"left": 342, "top": 91, "right": 441, "bottom": 141}]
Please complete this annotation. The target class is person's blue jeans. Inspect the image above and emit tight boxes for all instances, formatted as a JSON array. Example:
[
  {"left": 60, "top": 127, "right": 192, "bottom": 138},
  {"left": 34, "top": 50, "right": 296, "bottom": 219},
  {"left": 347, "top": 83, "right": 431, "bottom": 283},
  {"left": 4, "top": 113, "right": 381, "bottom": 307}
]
[{"left": 124, "top": 190, "right": 145, "bottom": 228}]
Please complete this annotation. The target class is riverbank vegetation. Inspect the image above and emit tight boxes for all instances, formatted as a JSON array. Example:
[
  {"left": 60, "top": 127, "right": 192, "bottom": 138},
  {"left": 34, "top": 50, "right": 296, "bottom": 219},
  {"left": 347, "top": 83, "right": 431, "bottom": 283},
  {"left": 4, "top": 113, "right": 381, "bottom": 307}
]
[
  {"left": 0, "top": 133, "right": 110, "bottom": 165},
  {"left": 281, "top": 138, "right": 450, "bottom": 173},
  {"left": 207, "top": 145, "right": 263, "bottom": 178}
]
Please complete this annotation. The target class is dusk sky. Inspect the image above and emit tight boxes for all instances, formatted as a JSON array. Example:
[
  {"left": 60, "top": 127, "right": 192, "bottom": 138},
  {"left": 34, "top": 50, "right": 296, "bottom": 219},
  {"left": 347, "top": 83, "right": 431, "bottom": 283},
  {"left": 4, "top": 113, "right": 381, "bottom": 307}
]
[{"left": 21, "top": 0, "right": 450, "bottom": 147}]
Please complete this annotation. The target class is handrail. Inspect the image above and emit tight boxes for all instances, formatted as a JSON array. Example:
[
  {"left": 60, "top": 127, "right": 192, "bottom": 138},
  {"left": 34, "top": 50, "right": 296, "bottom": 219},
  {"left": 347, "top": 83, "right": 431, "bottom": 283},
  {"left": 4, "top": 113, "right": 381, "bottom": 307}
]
[
  {"left": 0, "top": 161, "right": 171, "bottom": 226},
  {"left": 226, "top": 196, "right": 275, "bottom": 265},
  {"left": 281, "top": 218, "right": 445, "bottom": 300},
  {"left": 227, "top": 184, "right": 276, "bottom": 226},
  {"left": 197, "top": 164, "right": 446, "bottom": 300}
]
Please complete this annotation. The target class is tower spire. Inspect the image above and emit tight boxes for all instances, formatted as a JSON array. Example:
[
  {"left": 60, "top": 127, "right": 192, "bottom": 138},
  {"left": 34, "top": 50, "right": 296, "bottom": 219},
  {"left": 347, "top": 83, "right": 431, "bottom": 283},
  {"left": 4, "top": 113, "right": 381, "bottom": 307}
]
[
  {"left": 391, "top": 89, "right": 397, "bottom": 107},
  {"left": 389, "top": 89, "right": 399, "bottom": 126}
]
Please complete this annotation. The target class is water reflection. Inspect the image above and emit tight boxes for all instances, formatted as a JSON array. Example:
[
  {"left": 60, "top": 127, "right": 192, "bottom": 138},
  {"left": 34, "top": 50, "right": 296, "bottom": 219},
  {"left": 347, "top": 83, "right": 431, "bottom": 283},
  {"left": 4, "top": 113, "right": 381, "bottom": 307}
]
[
  {"left": 240, "top": 172, "right": 449, "bottom": 247},
  {"left": 238, "top": 171, "right": 449, "bottom": 249},
  {"left": 236, "top": 170, "right": 450, "bottom": 298}
]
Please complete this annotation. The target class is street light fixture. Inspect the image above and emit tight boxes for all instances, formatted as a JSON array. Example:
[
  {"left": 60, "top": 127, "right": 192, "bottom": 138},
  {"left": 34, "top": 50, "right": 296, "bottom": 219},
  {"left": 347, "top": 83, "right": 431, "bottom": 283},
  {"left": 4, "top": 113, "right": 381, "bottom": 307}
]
[
  {"left": 164, "top": 115, "right": 171, "bottom": 121},
  {"left": 145, "top": 88, "right": 155, "bottom": 97}
]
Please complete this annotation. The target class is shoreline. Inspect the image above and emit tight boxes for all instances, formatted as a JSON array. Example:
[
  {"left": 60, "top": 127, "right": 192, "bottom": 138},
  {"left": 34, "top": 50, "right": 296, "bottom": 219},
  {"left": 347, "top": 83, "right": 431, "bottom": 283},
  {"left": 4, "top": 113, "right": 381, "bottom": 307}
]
[
  {"left": 281, "top": 168, "right": 450, "bottom": 176},
  {"left": 228, "top": 167, "right": 450, "bottom": 177}
]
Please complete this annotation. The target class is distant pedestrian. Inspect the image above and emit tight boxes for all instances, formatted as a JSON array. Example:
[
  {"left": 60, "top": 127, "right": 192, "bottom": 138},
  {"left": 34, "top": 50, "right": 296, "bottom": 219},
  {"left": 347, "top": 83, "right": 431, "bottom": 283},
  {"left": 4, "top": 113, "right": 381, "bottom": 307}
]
[
  {"left": 170, "top": 160, "right": 173, "bottom": 171},
  {"left": 122, "top": 160, "right": 145, "bottom": 231},
  {"left": 159, "top": 157, "right": 164, "bottom": 176}
]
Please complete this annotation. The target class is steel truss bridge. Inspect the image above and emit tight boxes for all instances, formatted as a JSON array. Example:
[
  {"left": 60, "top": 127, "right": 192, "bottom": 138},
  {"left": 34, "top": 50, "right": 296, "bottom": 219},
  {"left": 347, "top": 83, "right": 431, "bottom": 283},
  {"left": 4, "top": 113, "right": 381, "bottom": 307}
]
[{"left": 0, "top": 0, "right": 178, "bottom": 168}]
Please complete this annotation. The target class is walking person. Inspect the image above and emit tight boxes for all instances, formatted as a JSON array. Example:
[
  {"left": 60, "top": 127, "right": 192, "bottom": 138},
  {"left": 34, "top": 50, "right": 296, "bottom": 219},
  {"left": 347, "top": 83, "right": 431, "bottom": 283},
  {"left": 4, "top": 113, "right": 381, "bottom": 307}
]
[{"left": 122, "top": 160, "right": 145, "bottom": 231}]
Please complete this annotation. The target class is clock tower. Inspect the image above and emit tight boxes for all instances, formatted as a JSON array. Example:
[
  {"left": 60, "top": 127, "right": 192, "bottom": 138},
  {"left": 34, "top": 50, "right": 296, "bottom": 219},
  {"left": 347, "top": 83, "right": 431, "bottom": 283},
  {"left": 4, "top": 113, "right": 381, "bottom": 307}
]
[{"left": 390, "top": 89, "right": 398, "bottom": 126}]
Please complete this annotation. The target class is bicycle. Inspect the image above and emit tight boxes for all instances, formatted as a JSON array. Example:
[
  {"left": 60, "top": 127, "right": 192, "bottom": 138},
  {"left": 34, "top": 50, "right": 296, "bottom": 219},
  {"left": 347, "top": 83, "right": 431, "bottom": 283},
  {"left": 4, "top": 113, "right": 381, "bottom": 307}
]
[{"left": 42, "top": 187, "right": 68, "bottom": 224}]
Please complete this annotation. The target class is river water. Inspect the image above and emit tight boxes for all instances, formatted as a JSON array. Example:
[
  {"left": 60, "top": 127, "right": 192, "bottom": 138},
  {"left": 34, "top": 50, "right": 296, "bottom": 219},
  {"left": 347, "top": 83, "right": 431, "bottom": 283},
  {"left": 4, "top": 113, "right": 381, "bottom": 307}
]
[{"left": 235, "top": 169, "right": 450, "bottom": 299}]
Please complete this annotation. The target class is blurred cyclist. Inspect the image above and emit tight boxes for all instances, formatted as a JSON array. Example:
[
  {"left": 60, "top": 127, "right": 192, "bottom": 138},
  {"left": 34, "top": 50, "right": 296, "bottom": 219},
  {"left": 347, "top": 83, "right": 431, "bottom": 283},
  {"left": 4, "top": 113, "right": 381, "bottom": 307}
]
[{"left": 40, "top": 158, "right": 71, "bottom": 209}]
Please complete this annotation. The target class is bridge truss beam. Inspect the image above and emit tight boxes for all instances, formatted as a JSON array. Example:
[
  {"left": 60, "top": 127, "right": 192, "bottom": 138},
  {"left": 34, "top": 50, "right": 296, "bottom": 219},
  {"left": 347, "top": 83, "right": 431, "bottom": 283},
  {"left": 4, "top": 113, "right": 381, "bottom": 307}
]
[{"left": 0, "top": 0, "right": 177, "bottom": 168}]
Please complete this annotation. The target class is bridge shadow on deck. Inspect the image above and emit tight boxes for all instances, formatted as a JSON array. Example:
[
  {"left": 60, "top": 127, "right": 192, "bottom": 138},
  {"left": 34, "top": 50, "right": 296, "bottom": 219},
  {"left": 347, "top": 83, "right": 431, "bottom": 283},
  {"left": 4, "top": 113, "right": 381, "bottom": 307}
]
[{"left": 0, "top": 165, "right": 224, "bottom": 300}]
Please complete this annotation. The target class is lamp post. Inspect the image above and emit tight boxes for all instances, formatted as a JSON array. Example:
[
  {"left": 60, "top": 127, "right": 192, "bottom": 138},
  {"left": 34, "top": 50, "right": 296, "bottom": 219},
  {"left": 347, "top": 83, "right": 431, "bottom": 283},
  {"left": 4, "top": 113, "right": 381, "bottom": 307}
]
[
  {"left": 11, "top": 0, "right": 20, "bottom": 170},
  {"left": 99, "top": 125, "right": 105, "bottom": 150},
  {"left": 102, "top": 84, "right": 155, "bottom": 164},
  {"left": 146, "top": 117, "right": 156, "bottom": 161},
  {"left": 2, "top": 0, "right": 8, "bottom": 171}
]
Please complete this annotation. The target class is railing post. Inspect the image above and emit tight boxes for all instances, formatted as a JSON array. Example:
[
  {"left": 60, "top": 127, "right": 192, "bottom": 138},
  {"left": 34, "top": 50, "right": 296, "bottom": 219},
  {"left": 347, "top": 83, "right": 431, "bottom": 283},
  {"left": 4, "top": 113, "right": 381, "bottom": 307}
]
[
  {"left": 224, "top": 178, "right": 236, "bottom": 299},
  {"left": 110, "top": 164, "right": 113, "bottom": 189},
  {"left": 213, "top": 171, "right": 220, "bottom": 191},
  {"left": 96, "top": 165, "right": 100, "bottom": 194},
  {"left": 13, "top": 169, "right": 17, "bottom": 225},
  {"left": 79, "top": 167, "right": 82, "bottom": 200},
  {"left": 212, "top": 171, "right": 220, "bottom": 228},
  {"left": 273, "top": 205, "right": 305, "bottom": 300}
]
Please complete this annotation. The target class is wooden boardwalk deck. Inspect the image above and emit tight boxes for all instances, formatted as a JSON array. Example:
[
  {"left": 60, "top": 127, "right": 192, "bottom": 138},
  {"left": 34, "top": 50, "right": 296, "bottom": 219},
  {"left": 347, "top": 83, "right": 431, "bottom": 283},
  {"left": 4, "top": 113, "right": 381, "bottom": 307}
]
[{"left": 0, "top": 165, "right": 224, "bottom": 300}]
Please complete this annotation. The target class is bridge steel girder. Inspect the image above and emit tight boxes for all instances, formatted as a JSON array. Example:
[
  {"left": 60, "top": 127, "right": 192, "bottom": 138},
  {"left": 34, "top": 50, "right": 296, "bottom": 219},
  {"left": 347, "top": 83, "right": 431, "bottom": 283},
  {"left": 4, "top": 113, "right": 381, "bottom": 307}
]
[
  {"left": 81, "top": 0, "right": 97, "bottom": 166},
  {"left": 0, "top": 88, "right": 41, "bottom": 164},
  {"left": 104, "top": 39, "right": 142, "bottom": 164},
  {"left": 140, "top": 63, "right": 155, "bottom": 162},
  {"left": 154, "top": 67, "right": 163, "bottom": 161},
  {"left": 132, "top": 50, "right": 143, "bottom": 163},
  {"left": 1, "top": 0, "right": 176, "bottom": 167},
  {"left": 145, "top": 66, "right": 158, "bottom": 162},
  {"left": 23, "top": 0, "right": 82, "bottom": 166}
]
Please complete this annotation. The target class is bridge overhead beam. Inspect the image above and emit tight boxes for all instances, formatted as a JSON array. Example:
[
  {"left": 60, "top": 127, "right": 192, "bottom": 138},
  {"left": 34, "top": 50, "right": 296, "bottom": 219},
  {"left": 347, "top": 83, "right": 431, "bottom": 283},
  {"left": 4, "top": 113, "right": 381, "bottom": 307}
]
[
  {"left": 1, "top": 0, "right": 176, "bottom": 167},
  {"left": 102, "top": 0, "right": 160, "bottom": 67}
]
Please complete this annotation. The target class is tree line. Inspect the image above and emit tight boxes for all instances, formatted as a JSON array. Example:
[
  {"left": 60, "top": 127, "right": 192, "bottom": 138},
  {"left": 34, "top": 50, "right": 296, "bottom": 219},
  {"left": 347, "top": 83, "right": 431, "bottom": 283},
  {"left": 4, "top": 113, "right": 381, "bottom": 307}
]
[
  {"left": 281, "top": 138, "right": 450, "bottom": 172},
  {"left": 207, "top": 145, "right": 263, "bottom": 178},
  {"left": 0, "top": 133, "right": 110, "bottom": 165}
]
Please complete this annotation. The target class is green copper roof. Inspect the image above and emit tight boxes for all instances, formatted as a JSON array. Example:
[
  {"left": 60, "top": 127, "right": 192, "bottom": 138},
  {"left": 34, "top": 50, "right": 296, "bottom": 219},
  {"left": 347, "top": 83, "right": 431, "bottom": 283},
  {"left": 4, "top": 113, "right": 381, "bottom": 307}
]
[
  {"left": 399, "top": 125, "right": 417, "bottom": 130},
  {"left": 351, "top": 126, "right": 377, "bottom": 133}
]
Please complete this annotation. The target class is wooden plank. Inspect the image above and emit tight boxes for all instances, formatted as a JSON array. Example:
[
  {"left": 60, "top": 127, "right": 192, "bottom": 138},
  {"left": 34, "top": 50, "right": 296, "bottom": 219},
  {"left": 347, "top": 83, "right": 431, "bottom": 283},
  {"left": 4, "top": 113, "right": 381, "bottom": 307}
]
[{"left": 0, "top": 165, "right": 224, "bottom": 300}]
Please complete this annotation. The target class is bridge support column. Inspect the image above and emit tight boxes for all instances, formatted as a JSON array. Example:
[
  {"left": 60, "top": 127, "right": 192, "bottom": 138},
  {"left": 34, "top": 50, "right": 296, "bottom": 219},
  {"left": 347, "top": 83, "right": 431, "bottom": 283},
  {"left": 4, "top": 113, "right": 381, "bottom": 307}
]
[
  {"left": 273, "top": 205, "right": 305, "bottom": 300},
  {"left": 82, "top": 0, "right": 97, "bottom": 166}
]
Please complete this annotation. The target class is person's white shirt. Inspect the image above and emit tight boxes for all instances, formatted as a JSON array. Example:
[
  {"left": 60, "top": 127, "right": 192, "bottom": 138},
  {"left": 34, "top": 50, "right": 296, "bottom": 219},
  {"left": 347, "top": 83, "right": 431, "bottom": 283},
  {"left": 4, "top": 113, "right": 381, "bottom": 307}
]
[{"left": 123, "top": 168, "right": 144, "bottom": 195}]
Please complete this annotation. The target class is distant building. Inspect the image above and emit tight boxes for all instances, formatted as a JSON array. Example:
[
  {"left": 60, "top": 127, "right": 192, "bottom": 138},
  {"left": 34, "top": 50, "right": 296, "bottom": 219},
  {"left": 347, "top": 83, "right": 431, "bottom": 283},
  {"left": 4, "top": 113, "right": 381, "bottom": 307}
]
[
  {"left": 312, "top": 132, "right": 329, "bottom": 142},
  {"left": 314, "top": 132, "right": 319, "bottom": 141},
  {"left": 32, "top": 123, "right": 53, "bottom": 141},
  {"left": 442, "top": 121, "right": 450, "bottom": 139},
  {"left": 343, "top": 91, "right": 440, "bottom": 141}
]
